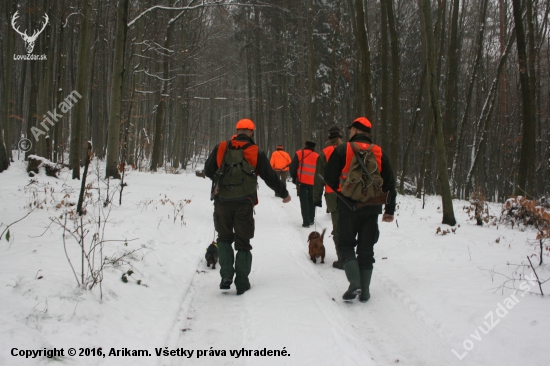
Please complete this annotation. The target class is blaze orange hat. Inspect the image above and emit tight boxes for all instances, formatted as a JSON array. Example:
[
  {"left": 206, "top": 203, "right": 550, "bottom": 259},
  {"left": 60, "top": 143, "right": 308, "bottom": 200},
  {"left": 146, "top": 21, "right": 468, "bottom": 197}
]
[
  {"left": 236, "top": 118, "right": 255, "bottom": 131},
  {"left": 347, "top": 117, "right": 372, "bottom": 132}
]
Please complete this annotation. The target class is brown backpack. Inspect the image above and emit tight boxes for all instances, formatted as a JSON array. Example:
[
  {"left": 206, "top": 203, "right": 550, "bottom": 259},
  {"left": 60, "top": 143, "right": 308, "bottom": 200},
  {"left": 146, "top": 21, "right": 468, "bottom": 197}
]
[{"left": 341, "top": 143, "right": 384, "bottom": 203}]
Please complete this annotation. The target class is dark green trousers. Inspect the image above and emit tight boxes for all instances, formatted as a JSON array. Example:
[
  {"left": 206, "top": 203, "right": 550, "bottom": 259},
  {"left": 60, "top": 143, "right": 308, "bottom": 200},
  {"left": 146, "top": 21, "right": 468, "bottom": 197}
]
[
  {"left": 298, "top": 183, "right": 315, "bottom": 225},
  {"left": 213, "top": 200, "right": 255, "bottom": 250},
  {"left": 214, "top": 200, "right": 255, "bottom": 288},
  {"left": 275, "top": 171, "right": 288, "bottom": 193}
]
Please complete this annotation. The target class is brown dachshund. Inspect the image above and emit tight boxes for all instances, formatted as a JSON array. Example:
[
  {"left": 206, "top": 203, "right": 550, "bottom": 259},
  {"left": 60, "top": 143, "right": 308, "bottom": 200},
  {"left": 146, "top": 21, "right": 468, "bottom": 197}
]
[{"left": 308, "top": 229, "right": 326, "bottom": 264}]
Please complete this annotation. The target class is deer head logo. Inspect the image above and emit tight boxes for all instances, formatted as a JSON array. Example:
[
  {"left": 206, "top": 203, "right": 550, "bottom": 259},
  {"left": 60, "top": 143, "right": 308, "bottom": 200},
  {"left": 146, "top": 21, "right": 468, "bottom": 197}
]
[{"left": 11, "top": 11, "right": 49, "bottom": 54}]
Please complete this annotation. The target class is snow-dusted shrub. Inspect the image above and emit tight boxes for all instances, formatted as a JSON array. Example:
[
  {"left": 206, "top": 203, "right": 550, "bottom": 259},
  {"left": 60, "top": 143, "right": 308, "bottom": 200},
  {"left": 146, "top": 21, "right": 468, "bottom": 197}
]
[
  {"left": 501, "top": 196, "right": 550, "bottom": 231},
  {"left": 464, "top": 190, "right": 496, "bottom": 226},
  {"left": 501, "top": 196, "right": 550, "bottom": 265}
]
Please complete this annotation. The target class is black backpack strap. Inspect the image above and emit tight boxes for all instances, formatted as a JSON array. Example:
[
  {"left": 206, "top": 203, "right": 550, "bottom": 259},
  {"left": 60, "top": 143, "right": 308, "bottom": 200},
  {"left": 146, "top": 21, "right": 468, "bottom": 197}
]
[
  {"left": 220, "top": 140, "right": 232, "bottom": 166},
  {"left": 228, "top": 141, "right": 254, "bottom": 151}
]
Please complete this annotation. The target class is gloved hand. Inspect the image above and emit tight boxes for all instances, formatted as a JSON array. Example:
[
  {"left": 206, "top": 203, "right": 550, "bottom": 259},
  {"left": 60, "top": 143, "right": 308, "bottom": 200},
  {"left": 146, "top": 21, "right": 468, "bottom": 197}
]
[{"left": 314, "top": 201, "right": 322, "bottom": 208}]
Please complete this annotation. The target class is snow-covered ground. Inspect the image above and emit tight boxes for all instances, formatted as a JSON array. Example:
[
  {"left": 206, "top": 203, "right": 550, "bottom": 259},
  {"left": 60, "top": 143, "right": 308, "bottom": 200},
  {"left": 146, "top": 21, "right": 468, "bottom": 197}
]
[{"left": 1, "top": 158, "right": 549, "bottom": 366}]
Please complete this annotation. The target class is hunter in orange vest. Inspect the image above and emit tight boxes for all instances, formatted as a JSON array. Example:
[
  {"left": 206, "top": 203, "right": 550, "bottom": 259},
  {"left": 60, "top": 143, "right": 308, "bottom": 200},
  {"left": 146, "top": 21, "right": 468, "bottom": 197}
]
[
  {"left": 270, "top": 145, "right": 292, "bottom": 197},
  {"left": 290, "top": 140, "right": 319, "bottom": 227},
  {"left": 204, "top": 119, "right": 291, "bottom": 295},
  {"left": 324, "top": 117, "right": 396, "bottom": 303},
  {"left": 313, "top": 126, "right": 344, "bottom": 268}
]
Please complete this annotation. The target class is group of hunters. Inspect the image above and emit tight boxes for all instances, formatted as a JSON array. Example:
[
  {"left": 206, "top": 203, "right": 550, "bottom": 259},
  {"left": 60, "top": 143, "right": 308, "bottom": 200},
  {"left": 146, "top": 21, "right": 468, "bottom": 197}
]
[{"left": 204, "top": 117, "right": 397, "bottom": 302}]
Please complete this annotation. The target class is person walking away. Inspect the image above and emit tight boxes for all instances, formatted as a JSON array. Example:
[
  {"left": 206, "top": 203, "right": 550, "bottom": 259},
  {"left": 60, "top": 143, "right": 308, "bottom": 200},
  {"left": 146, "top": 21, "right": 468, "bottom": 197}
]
[
  {"left": 270, "top": 145, "right": 292, "bottom": 197},
  {"left": 204, "top": 119, "right": 291, "bottom": 295},
  {"left": 324, "top": 117, "right": 396, "bottom": 302},
  {"left": 313, "top": 126, "right": 344, "bottom": 269},
  {"left": 290, "top": 141, "right": 319, "bottom": 228}
]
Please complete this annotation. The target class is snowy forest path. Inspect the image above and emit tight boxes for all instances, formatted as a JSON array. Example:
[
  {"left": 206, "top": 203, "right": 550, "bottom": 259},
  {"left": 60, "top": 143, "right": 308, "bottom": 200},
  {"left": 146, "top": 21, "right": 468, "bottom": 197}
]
[
  {"left": 162, "top": 182, "right": 374, "bottom": 365},
  {"left": 162, "top": 181, "right": 479, "bottom": 365}
]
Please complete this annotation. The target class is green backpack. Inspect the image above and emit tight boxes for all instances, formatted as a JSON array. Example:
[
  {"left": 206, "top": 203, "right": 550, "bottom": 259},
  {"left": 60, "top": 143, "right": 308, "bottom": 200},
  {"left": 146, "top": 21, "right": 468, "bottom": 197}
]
[
  {"left": 341, "top": 143, "right": 384, "bottom": 203},
  {"left": 212, "top": 141, "right": 258, "bottom": 202}
]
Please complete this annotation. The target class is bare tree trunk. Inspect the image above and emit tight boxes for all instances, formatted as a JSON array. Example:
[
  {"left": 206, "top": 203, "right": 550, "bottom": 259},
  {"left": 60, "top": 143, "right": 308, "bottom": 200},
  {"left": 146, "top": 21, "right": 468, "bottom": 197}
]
[
  {"left": 1, "top": 0, "right": 15, "bottom": 171},
  {"left": 26, "top": 58, "right": 38, "bottom": 160},
  {"left": 416, "top": 124, "right": 433, "bottom": 198},
  {"left": 435, "top": 0, "right": 447, "bottom": 86},
  {"left": 380, "top": 0, "right": 389, "bottom": 149},
  {"left": 464, "top": 32, "right": 515, "bottom": 198},
  {"left": 253, "top": 6, "right": 265, "bottom": 147},
  {"left": 499, "top": 0, "right": 508, "bottom": 129},
  {"left": 282, "top": 0, "right": 292, "bottom": 150},
  {"left": 298, "top": 10, "right": 308, "bottom": 145},
  {"left": 306, "top": 0, "right": 317, "bottom": 139},
  {"left": 105, "top": 0, "right": 130, "bottom": 179},
  {"left": 151, "top": 7, "right": 185, "bottom": 171},
  {"left": 511, "top": 0, "right": 536, "bottom": 196},
  {"left": 329, "top": 0, "right": 341, "bottom": 127},
  {"left": 386, "top": 0, "right": 400, "bottom": 172},
  {"left": 53, "top": 0, "right": 65, "bottom": 163},
  {"left": 71, "top": 0, "right": 91, "bottom": 179},
  {"left": 420, "top": 0, "right": 456, "bottom": 226},
  {"left": 443, "top": 0, "right": 460, "bottom": 147},
  {"left": 451, "top": 0, "right": 489, "bottom": 189},
  {"left": 246, "top": 16, "right": 254, "bottom": 121},
  {"left": 400, "top": 66, "right": 426, "bottom": 194},
  {"left": 525, "top": 0, "right": 537, "bottom": 194},
  {"left": 346, "top": 0, "right": 360, "bottom": 118},
  {"left": 355, "top": 0, "right": 372, "bottom": 117}
]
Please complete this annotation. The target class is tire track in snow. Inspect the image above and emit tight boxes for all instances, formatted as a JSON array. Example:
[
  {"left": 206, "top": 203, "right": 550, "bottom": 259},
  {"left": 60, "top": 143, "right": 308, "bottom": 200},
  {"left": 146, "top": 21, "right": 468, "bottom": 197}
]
[{"left": 157, "top": 239, "right": 206, "bottom": 366}]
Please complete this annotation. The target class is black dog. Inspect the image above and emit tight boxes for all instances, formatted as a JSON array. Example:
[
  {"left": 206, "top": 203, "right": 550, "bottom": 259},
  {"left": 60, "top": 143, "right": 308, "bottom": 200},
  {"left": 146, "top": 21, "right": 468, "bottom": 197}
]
[{"left": 205, "top": 242, "right": 218, "bottom": 269}]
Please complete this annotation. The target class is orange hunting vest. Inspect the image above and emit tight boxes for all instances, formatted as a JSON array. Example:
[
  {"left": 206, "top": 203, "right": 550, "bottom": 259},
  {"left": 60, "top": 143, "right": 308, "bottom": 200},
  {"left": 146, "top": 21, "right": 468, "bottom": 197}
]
[
  {"left": 339, "top": 142, "right": 383, "bottom": 191},
  {"left": 270, "top": 150, "right": 292, "bottom": 171},
  {"left": 296, "top": 149, "right": 319, "bottom": 185}
]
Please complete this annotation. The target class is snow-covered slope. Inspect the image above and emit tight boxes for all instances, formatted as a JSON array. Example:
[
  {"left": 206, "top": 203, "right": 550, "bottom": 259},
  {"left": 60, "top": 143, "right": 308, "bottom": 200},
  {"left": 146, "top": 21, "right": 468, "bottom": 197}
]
[{"left": 1, "top": 159, "right": 548, "bottom": 366}]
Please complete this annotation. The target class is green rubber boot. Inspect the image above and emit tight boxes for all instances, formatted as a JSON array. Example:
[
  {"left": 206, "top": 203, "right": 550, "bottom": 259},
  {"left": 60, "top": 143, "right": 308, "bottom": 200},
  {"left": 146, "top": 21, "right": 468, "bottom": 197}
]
[
  {"left": 342, "top": 259, "right": 362, "bottom": 301},
  {"left": 359, "top": 269, "right": 373, "bottom": 303},
  {"left": 217, "top": 241, "right": 234, "bottom": 290},
  {"left": 235, "top": 250, "right": 252, "bottom": 295}
]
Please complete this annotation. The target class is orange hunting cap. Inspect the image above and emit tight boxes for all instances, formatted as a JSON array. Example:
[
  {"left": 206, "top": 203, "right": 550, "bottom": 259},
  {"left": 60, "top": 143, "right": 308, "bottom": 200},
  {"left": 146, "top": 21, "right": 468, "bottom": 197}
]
[
  {"left": 236, "top": 118, "right": 255, "bottom": 131},
  {"left": 348, "top": 117, "right": 372, "bottom": 132}
]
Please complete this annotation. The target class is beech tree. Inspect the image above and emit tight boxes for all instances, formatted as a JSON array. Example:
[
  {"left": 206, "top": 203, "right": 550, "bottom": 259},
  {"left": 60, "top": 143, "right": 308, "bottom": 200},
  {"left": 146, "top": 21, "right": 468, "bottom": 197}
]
[{"left": 1, "top": 0, "right": 548, "bottom": 207}]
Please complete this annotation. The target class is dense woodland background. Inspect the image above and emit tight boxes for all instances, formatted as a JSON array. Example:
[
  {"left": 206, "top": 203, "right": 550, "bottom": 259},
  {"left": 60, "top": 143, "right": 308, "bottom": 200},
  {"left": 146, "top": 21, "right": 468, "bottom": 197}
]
[{"left": 0, "top": 0, "right": 548, "bottom": 207}]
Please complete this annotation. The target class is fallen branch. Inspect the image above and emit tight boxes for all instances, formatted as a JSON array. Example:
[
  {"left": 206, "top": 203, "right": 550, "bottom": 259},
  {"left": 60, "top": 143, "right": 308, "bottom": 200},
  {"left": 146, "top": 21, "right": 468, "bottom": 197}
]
[
  {"left": 526, "top": 256, "right": 544, "bottom": 295},
  {"left": 1, "top": 199, "right": 47, "bottom": 242}
]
